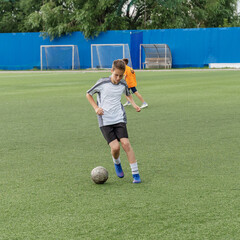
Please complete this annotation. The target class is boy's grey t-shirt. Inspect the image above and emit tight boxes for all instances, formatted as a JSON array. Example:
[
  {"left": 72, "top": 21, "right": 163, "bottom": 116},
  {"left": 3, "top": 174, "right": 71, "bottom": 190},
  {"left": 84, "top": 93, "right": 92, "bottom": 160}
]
[{"left": 87, "top": 77, "right": 130, "bottom": 127}]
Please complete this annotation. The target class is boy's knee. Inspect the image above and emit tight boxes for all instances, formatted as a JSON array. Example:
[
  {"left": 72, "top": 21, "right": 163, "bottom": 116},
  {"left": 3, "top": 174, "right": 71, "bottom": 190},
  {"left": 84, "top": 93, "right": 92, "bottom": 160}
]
[
  {"left": 110, "top": 142, "right": 120, "bottom": 154},
  {"left": 121, "top": 139, "right": 131, "bottom": 151}
]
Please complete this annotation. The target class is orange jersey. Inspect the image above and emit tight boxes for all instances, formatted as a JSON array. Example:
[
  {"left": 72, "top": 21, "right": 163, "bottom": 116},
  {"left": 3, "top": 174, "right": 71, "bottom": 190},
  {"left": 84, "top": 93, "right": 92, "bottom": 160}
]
[{"left": 124, "top": 65, "right": 137, "bottom": 88}]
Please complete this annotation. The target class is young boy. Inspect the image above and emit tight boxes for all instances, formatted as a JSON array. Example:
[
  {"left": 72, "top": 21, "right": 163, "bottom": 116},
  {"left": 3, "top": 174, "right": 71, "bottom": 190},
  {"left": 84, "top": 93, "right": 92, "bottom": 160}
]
[
  {"left": 122, "top": 58, "right": 148, "bottom": 109},
  {"left": 86, "top": 59, "right": 141, "bottom": 183}
]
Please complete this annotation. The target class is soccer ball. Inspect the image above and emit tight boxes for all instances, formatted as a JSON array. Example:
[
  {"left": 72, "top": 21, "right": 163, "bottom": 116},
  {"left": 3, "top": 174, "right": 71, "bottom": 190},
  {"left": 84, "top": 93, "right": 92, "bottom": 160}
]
[{"left": 91, "top": 166, "right": 108, "bottom": 184}]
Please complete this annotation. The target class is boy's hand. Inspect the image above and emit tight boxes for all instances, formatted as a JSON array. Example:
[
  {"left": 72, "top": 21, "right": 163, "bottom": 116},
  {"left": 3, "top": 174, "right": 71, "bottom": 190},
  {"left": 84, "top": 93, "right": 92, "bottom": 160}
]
[
  {"left": 95, "top": 107, "right": 104, "bottom": 115},
  {"left": 135, "top": 106, "right": 141, "bottom": 112}
]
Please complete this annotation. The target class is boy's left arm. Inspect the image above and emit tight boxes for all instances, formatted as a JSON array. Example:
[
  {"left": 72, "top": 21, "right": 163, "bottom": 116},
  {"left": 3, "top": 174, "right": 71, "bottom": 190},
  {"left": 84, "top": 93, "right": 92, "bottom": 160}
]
[{"left": 126, "top": 95, "right": 141, "bottom": 112}]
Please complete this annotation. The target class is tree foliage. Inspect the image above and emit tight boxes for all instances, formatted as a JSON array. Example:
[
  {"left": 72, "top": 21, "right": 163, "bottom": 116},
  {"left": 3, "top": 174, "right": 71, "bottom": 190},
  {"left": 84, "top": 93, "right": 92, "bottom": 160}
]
[{"left": 0, "top": 0, "right": 239, "bottom": 39}]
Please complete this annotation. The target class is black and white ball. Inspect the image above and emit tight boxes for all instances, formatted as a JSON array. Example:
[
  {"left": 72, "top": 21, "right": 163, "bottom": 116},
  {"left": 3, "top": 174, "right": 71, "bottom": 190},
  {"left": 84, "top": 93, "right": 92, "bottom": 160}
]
[{"left": 91, "top": 166, "right": 108, "bottom": 184}]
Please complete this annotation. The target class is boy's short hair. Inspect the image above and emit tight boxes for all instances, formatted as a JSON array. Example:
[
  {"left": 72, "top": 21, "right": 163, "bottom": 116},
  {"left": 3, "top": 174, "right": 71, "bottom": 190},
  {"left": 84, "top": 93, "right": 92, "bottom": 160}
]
[
  {"left": 122, "top": 58, "right": 129, "bottom": 65},
  {"left": 112, "top": 59, "right": 126, "bottom": 72}
]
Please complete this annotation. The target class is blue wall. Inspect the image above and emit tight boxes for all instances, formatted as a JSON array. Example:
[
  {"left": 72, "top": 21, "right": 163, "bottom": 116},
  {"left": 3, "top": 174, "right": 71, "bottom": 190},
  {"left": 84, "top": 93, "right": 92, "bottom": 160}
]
[
  {"left": 0, "top": 27, "right": 240, "bottom": 70},
  {"left": 144, "top": 27, "right": 240, "bottom": 68},
  {"left": 0, "top": 31, "right": 132, "bottom": 70}
]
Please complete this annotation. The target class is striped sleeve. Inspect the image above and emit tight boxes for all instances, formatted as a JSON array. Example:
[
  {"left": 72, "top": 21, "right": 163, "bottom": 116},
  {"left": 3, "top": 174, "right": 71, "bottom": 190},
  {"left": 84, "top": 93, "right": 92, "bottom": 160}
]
[
  {"left": 87, "top": 78, "right": 109, "bottom": 95},
  {"left": 125, "top": 86, "right": 130, "bottom": 96},
  {"left": 120, "top": 79, "right": 130, "bottom": 96},
  {"left": 87, "top": 81, "right": 100, "bottom": 95}
]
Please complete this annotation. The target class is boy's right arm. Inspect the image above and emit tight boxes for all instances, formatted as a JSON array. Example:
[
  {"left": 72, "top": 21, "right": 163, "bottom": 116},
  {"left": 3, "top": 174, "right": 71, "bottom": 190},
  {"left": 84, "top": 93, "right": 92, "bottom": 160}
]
[
  {"left": 86, "top": 93, "right": 104, "bottom": 115},
  {"left": 126, "top": 94, "right": 141, "bottom": 112}
]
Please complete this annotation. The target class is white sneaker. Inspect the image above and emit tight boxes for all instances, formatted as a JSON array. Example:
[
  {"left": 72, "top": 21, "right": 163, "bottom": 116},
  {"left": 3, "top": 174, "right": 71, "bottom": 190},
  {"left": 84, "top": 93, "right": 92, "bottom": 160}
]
[
  {"left": 140, "top": 103, "right": 148, "bottom": 109},
  {"left": 123, "top": 101, "right": 131, "bottom": 106}
]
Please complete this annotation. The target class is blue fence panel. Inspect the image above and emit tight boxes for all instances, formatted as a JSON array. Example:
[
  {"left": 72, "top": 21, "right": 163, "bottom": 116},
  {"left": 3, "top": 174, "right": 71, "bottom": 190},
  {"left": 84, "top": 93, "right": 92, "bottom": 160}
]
[
  {"left": 0, "top": 27, "right": 240, "bottom": 70},
  {"left": 142, "top": 27, "right": 240, "bottom": 68},
  {"left": 0, "top": 32, "right": 47, "bottom": 70},
  {"left": 130, "top": 31, "right": 143, "bottom": 69},
  {"left": 206, "top": 27, "right": 240, "bottom": 64}
]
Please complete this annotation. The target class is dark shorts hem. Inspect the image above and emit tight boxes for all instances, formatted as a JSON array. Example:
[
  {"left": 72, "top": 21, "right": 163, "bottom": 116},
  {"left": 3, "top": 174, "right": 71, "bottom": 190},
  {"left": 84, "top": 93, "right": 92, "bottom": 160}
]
[
  {"left": 100, "top": 122, "right": 128, "bottom": 144},
  {"left": 129, "top": 87, "right": 137, "bottom": 94}
]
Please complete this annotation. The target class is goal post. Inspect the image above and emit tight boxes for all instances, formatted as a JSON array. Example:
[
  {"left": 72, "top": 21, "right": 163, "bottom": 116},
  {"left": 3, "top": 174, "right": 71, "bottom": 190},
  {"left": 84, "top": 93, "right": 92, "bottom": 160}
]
[
  {"left": 91, "top": 44, "right": 132, "bottom": 69},
  {"left": 40, "top": 45, "right": 80, "bottom": 70}
]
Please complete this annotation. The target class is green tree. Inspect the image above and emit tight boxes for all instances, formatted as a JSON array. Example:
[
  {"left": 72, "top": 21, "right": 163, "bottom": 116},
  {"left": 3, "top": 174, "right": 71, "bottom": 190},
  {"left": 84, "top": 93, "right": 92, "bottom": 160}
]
[
  {"left": 149, "top": 0, "right": 239, "bottom": 29},
  {"left": 0, "top": 0, "right": 239, "bottom": 39},
  {"left": 204, "top": 0, "right": 238, "bottom": 27},
  {"left": 74, "top": 0, "right": 127, "bottom": 38},
  {"left": 0, "top": 0, "right": 20, "bottom": 32},
  {"left": 0, "top": 0, "right": 44, "bottom": 33},
  {"left": 24, "top": 0, "right": 79, "bottom": 39}
]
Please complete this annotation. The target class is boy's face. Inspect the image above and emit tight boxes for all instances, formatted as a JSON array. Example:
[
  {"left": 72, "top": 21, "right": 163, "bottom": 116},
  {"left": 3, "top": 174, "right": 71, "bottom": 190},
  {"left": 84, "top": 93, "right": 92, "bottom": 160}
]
[{"left": 111, "top": 68, "right": 125, "bottom": 84}]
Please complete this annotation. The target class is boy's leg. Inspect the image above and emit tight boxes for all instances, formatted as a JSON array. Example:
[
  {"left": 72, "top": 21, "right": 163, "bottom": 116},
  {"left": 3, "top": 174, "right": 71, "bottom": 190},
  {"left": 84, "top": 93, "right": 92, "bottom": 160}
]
[
  {"left": 100, "top": 125, "right": 124, "bottom": 178},
  {"left": 134, "top": 91, "right": 145, "bottom": 103},
  {"left": 120, "top": 138, "right": 141, "bottom": 183},
  {"left": 119, "top": 138, "right": 136, "bottom": 164},
  {"left": 109, "top": 139, "right": 120, "bottom": 160},
  {"left": 123, "top": 95, "right": 131, "bottom": 106},
  {"left": 132, "top": 88, "right": 148, "bottom": 109},
  {"left": 109, "top": 139, "right": 124, "bottom": 178}
]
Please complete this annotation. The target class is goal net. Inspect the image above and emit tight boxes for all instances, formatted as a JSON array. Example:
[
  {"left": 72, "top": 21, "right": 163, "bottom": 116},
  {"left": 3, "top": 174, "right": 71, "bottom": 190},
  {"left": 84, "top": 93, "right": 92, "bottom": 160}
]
[
  {"left": 140, "top": 44, "right": 172, "bottom": 69},
  {"left": 40, "top": 45, "right": 80, "bottom": 70},
  {"left": 91, "top": 44, "right": 132, "bottom": 68}
]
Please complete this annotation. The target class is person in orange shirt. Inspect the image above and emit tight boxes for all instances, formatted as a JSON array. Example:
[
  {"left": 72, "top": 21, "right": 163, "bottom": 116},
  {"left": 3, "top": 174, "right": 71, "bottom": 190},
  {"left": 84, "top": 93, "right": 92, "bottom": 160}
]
[{"left": 122, "top": 58, "right": 148, "bottom": 109}]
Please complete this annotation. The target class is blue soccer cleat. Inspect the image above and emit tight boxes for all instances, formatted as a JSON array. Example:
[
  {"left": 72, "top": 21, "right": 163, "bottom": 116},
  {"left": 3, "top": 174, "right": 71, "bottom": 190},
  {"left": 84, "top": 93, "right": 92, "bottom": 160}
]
[
  {"left": 114, "top": 163, "right": 124, "bottom": 178},
  {"left": 132, "top": 174, "right": 141, "bottom": 183}
]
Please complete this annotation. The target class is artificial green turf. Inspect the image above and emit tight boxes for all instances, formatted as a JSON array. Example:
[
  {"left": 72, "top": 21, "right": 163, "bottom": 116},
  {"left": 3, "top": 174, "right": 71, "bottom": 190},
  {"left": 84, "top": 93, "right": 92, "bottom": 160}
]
[{"left": 0, "top": 70, "right": 240, "bottom": 239}]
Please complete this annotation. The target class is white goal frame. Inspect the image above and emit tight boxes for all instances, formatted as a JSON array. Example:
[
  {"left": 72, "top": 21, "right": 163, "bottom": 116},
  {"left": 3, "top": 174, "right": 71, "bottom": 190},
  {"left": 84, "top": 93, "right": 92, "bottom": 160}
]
[
  {"left": 91, "top": 44, "right": 132, "bottom": 69},
  {"left": 40, "top": 45, "right": 80, "bottom": 70}
]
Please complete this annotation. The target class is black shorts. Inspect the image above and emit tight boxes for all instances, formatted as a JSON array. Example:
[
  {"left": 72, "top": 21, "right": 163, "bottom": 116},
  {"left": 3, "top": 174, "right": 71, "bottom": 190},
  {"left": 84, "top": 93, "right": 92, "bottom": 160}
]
[
  {"left": 100, "top": 122, "right": 128, "bottom": 144},
  {"left": 129, "top": 87, "right": 137, "bottom": 94}
]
